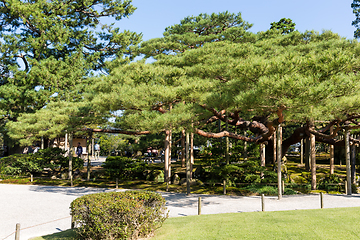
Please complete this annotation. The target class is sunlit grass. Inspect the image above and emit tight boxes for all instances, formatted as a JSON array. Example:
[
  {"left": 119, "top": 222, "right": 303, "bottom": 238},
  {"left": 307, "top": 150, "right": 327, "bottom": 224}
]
[{"left": 33, "top": 207, "right": 360, "bottom": 240}]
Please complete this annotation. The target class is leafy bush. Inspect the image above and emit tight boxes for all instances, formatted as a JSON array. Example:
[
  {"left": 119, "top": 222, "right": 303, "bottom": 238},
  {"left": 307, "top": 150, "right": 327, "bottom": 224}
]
[
  {"left": 70, "top": 191, "right": 168, "bottom": 240},
  {"left": 0, "top": 154, "right": 43, "bottom": 175},
  {"left": 0, "top": 148, "right": 83, "bottom": 176},
  {"left": 199, "top": 158, "right": 277, "bottom": 185},
  {"left": 104, "top": 156, "right": 146, "bottom": 180},
  {"left": 318, "top": 174, "right": 342, "bottom": 192},
  {"left": 244, "top": 185, "right": 278, "bottom": 195},
  {"left": 144, "top": 169, "right": 164, "bottom": 182},
  {"left": 37, "top": 147, "right": 83, "bottom": 172}
]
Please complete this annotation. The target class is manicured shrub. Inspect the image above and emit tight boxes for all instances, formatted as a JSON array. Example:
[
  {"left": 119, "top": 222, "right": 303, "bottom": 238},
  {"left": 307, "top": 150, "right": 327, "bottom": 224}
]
[
  {"left": 0, "top": 148, "right": 83, "bottom": 176},
  {"left": 103, "top": 156, "right": 146, "bottom": 180},
  {"left": 70, "top": 191, "right": 168, "bottom": 240},
  {"left": 0, "top": 154, "right": 43, "bottom": 175}
]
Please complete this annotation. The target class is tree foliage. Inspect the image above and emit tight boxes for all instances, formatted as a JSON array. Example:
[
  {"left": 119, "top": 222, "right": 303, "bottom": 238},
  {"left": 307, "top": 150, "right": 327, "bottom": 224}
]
[
  {"left": 352, "top": 0, "right": 360, "bottom": 38},
  {"left": 2, "top": 0, "right": 141, "bottom": 144},
  {"left": 92, "top": 26, "right": 360, "bottom": 157},
  {"left": 138, "top": 11, "right": 254, "bottom": 59},
  {"left": 270, "top": 18, "right": 296, "bottom": 34}
]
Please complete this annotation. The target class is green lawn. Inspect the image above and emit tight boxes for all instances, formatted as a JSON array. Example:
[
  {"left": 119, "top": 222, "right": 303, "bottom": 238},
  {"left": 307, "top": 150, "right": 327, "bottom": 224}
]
[
  {"left": 33, "top": 207, "right": 360, "bottom": 240},
  {"left": 152, "top": 207, "right": 360, "bottom": 240}
]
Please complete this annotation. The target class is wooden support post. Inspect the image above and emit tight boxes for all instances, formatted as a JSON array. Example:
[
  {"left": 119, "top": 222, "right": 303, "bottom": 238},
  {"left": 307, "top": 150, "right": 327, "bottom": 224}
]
[
  {"left": 261, "top": 194, "right": 265, "bottom": 212},
  {"left": 223, "top": 179, "right": 226, "bottom": 195},
  {"left": 15, "top": 223, "right": 20, "bottom": 240},
  {"left": 186, "top": 132, "right": 190, "bottom": 195},
  {"left": 277, "top": 125, "right": 282, "bottom": 200},
  {"left": 320, "top": 192, "right": 324, "bottom": 209},
  {"left": 30, "top": 174, "right": 33, "bottom": 183},
  {"left": 198, "top": 197, "right": 201, "bottom": 215},
  {"left": 282, "top": 180, "right": 285, "bottom": 195},
  {"left": 345, "top": 128, "right": 352, "bottom": 195},
  {"left": 116, "top": 178, "right": 118, "bottom": 189},
  {"left": 345, "top": 180, "right": 348, "bottom": 195}
]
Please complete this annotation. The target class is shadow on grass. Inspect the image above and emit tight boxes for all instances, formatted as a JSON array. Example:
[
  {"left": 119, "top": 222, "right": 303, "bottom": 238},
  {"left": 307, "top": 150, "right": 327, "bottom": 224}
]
[{"left": 30, "top": 229, "right": 76, "bottom": 240}]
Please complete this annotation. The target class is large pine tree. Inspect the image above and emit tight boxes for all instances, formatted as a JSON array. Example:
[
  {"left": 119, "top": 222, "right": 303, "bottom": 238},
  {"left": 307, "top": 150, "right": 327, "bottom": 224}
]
[{"left": 1, "top": 0, "right": 141, "bottom": 147}]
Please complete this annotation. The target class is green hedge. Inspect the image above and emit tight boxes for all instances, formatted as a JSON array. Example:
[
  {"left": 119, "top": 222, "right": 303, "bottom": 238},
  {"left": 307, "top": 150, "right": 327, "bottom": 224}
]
[
  {"left": 70, "top": 191, "right": 168, "bottom": 240},
  {"left": 0, "top": 148, "right": 83, "bottom": 175},
  {"left": 103, "top": 156, "right": 147, "bottom": 180}
]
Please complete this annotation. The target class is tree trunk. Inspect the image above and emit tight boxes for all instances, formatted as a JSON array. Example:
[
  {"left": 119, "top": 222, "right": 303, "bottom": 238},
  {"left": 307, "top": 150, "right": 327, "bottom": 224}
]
[
  {"left": 351, "top": 143, "right": 356, "bottom": 184},
  {"left": 260, "top": 143, "right": 265, "bottom": 179},
  {"left": 300, "top": 138, "right": 304, "bottom": 165},
  {"left": 186, "top": 132, "right": 190, "bottom": 195},
  {"left": 330, "top": 126, "right": 335, "bottom": 174},
  {"left": 277, "top": 125, "right": 282, "bottom": 200},
  {"left": 190, "top": 132, "right": 194, "bottom": 179},
  {"left": 69, "top": 133, "right": 73, "bottom": 187},
  {"left": 169, "top": 129, "right": 172, "bottom": 181},
  {"left": 305, "top": 137, "right": 310, "bottom": 171},
  {"left": 65, "top": 133, "right": 68, "bottom": 153},
  {"left": 310, "top": 132, "right": 316, "bottom": 190},
  {"left": 181, "top": 129, "right": 185, "bottom": 168},
  {"left": 87, "top": 133, "right": 92, "bottom": 181},
  {"left": 226, "top": 116, "right": 229, "bottom": 165},
  {"left": 244, "top": 131, "right": 248, "bottom": 161},
  {"left": 164, "top": 130, "right": 171, "bottom": 183},
  {"left": 345, "top": 128, "right": 352, "bottom": 195},
  {"left": 92, "top": 138, "right": 95, "bottom": 158},
  {"left": 273, "top": 132, "right": 277, "bottom": 165}
]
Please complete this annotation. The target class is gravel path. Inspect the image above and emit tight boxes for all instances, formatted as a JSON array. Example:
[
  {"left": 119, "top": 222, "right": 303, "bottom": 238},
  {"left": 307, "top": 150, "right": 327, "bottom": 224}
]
[{"left": 1, "top": 183, "right": 360, "bottom": 240}]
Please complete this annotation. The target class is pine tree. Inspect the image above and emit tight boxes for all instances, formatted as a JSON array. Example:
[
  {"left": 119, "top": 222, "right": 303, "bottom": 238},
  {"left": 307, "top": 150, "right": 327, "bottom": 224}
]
[{"left": 1, "top": 0, "right": 141, "bottom": 147}]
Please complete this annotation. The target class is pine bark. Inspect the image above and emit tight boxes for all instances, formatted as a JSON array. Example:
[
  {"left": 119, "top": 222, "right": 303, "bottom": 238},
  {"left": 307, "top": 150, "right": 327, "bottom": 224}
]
[
  {"left": 329, "top": 126, "right": 335, "bottom": 175},
  {"left": 277, "top": 125, "right": 282, "bottom": 200},
  {"left": 310, "top": 132, "right": 316, "bottom": 190},
  {"left": 345, "top": 128, "right": 352, "bottom": 195}
]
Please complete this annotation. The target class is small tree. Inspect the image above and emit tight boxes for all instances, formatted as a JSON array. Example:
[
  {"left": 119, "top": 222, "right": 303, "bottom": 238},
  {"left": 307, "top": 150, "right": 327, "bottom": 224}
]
[{"left": 270, "top": 18, "right": 296, "bottom": 34}]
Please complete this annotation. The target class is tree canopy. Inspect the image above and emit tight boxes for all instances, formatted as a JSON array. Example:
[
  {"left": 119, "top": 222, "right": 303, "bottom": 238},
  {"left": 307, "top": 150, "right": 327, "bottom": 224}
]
[
  {"left": 352, "top": 0, "right": 360, "bottom": 38},
  {"left": 270, "top": 18, "right": 296, "bottom": 34},
  {"left": 6, "top": 8, "right": 360, "bottom": 157},
  {"left": 138, "top": 11, "right": 254, "bottom": 59},
  {"left": 91, "top": 28, "right": 360, "bottom": 157},
  {"left": 1, "top": 0, "right": 141, "bottom": 145}
]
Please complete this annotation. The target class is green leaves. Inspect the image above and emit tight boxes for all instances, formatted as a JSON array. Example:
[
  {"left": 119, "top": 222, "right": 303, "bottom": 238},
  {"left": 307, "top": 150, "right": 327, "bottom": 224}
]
[
  {"left": 139, "top": 11, "right": 254, "bottom": 59},
  {"left": 1, "top": 0, "right": 142, "bottom": 144},
  {"left": 97, "top": 29, "right": 360, "bottom": 135},
  {"left": 352, "top": 0, "right": 360, "bottom": 38},
  {"left": 270, "top": 18, "right": 296, "bottom": 34}
]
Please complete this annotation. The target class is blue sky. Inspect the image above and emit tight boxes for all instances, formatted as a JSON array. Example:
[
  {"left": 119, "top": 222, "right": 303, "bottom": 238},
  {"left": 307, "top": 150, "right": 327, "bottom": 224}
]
[{"left": 114, "top": 0, "right": 356, "bottom": 41}]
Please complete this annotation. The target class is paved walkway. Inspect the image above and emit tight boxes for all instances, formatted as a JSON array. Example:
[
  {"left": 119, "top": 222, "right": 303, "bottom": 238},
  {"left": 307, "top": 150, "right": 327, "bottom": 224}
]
[{"left": 1, "top": 184, "right": 360, "bottom": 240}]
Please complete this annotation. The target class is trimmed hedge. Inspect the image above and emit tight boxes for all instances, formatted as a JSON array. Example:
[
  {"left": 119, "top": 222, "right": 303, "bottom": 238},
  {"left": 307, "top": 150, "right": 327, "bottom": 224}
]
[
  {"left": 70, "top": 190, "right": 168, "bottom": 240},
  {"left": 0, "top": 148, "right": 83, "bottom": 176},
  {"left": 103, "top": 156, "right": 146, "bottom": 180}
]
